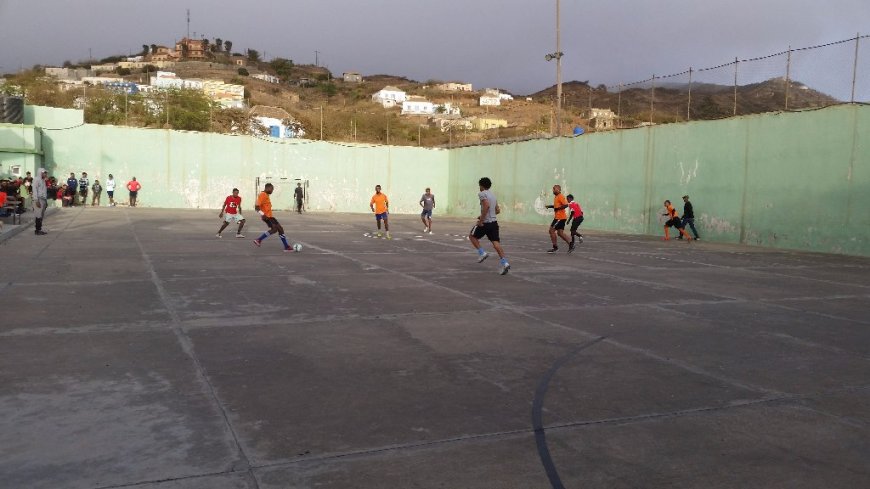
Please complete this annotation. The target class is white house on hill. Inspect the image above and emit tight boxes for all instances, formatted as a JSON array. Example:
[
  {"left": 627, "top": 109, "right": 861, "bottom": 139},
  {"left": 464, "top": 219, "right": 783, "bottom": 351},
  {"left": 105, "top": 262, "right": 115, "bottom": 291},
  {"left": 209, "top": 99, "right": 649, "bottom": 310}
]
[
  {"left": 401, "top": 96, "right": 435, "bottom": 115},
  {"left": 372, "top": 86, "right": 407, "bottom": 108}
]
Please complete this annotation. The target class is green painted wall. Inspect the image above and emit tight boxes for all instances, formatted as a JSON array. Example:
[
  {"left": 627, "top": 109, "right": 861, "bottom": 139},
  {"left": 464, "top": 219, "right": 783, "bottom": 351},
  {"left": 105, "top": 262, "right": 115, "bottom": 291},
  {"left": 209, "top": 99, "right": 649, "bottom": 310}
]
[
  {"left": 0, "top": 123, "right": 41, "bottom": 178},
  {"left": 4, "top": 104, "right": 868, "bottom": 256},
  {"left": 448, "top": 105, "right": 869, "bottom": 256},
  {"left": 40, "top": 124, "right": 449, "bottom": 214}
]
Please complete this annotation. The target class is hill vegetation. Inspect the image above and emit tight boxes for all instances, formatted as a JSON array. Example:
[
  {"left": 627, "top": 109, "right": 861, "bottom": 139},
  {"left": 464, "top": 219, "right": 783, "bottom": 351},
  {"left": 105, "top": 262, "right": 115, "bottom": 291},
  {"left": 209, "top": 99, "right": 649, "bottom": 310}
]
[{"left": 1, "top": 46, "right": 842, "bottom": 147}]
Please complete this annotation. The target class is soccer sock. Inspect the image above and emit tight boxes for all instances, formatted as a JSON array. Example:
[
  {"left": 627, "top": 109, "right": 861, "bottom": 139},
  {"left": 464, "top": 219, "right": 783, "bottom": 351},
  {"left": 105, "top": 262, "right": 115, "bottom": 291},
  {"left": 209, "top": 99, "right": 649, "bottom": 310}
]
[
  {"left": 477, "top": 248, "right": 486, "bottom": 256},
  {"left": 258, "top": 232, "right": 269, "bottom": 242},
  {"left": 279, "top": 234, "right": 289, "bottom": 248}
]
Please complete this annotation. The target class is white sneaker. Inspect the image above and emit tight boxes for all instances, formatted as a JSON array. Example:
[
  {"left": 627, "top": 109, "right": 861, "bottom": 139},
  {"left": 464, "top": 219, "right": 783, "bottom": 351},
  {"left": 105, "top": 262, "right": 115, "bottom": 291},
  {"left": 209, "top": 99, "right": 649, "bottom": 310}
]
[
  {"left": 423, "top": 227, "right": 429, "bottom": 233},
  {"left": 477, "top": 252, "right": 489, "bottom": 263},
  {"left": 235, "top": 233, "right": 245, "bottom": 238},
  {"left": 376, "top": 231, "right": 382, "bottom": 238},
  {"left": 500, "top": 263, "right": 511, "bottom": 275},
  {"left": 386, "top": 233, "right": 392, "bottom": 240},
  {"left": 216, "top": 234, "right": 222, "bottom": 238},
  {"left": 428, "top": 230, "right": 434, "bottom": 234}
]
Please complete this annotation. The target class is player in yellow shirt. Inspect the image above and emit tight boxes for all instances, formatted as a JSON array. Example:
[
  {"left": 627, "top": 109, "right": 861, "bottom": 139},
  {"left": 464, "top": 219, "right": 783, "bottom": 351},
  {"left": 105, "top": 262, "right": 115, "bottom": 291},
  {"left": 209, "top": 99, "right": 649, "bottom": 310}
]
[
  {"left": 544, "top": 184, "right": 572, "bottom": 253},
  {"left": 370, "top": 184, "right": 391, "bottom": 239},
  {"left": 252, "top": 183, "right": 292, "bottom": 251}
]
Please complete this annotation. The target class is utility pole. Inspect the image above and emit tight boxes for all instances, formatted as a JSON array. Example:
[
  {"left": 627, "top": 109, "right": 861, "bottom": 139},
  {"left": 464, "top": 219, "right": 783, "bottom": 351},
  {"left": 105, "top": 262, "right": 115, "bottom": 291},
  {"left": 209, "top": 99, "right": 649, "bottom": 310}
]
[
  {"left": 315, "top": 50, "right": 320, "bottom": 67},
  {"left": 544, "top": 0, "right": 563, "bottom": 137},
  {"left": 187, "top": 9, "right": 190, "bottom": 39}
]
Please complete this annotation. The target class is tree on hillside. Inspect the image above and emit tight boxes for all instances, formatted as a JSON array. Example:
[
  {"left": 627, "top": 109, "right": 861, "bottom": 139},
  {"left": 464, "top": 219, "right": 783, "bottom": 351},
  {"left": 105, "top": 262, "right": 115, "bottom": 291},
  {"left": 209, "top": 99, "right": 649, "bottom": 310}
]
[
  {"left": 269, "top": 58, "right": 294, "bottom": 80},
  {"left": 141, "top": 45, "right": 150, "bottom": 56},
  {"left": 201, "top": 39, "right": 209, "bottom": 55},
  {"left": 246, "top": 49, "right": 260, "bottom": 62},
  {"left": 694, "top": 95, "right": 724, "bottom": 120},
  {"left": 224, "top": 40, "right": 232, "bottom": 53},
  {"left": 214, "top": 38, "right": 223, "bottom": 52},
  {"left": 181, "top": 43, "right": 190, "bottom": 59},
  {"left": 161, "top": 88, "right": 215, "bottom": 131},
  {"left": 150, "top": 44, "right": 157, "bottom": 54}
]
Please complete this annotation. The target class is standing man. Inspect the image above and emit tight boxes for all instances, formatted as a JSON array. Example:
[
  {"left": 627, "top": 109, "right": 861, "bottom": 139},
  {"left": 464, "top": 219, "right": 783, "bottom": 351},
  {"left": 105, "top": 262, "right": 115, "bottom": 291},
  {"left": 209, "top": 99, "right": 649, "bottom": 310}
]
[
  {"left": 370, "top": 184, "right": 390, "bottom": 239},
  {"left": 106, "top": 174, "right": 116, "bottom": 206},
  {"left": 78, "top": 172, "right": 90, "bottom": 207},
  {"left": 294, "top": 183, "right": 304, "bottom": 213},
  {"left": 680, "top": 195, "right": 700, "bottom": 241},
  {"left": 216, "top": 188, "right": 246, "bottom": 238},
  {"left": 469, "top": 177, "right": 510, "bottom": 275},
  {"left": 66, "top": 172, "right": 78, "bottom": 206},
  {"left": 566, "top": 193, "right": 584, "bottom": 251},
  {"left": 419, "top": 187, "right": 435, "bottom": 234},
  {"left": 544, "top": 184, "right": 572, "bottom": 253},
  {"left": 91, "top": 179, "right": 103, "bottom": 206},
  {"left": 33, "top": 168, "right": 48, "bottom": 235},
  {"left": 252, "top": 183, "right": 292, "bottom": 251},
  {"left": 127, "top": 177, "right": 141, "bottom": 207}
]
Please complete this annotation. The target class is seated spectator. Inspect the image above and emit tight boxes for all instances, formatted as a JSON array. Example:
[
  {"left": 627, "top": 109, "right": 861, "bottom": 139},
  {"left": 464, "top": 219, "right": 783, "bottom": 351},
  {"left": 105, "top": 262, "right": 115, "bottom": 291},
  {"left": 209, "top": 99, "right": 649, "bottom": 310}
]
[{"left": 59, "top": 185, "right": 73, "bottom": 206}]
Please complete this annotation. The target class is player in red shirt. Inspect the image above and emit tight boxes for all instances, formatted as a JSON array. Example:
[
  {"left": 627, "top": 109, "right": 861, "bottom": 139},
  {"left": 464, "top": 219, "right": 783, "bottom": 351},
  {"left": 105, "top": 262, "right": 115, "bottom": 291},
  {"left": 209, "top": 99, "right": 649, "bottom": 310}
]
[
  {"left": 566, "top": 194, "right": 584, "bottom": 252},
  {"left": 216, "top": 188, "right": 246, "bottom": 238}
]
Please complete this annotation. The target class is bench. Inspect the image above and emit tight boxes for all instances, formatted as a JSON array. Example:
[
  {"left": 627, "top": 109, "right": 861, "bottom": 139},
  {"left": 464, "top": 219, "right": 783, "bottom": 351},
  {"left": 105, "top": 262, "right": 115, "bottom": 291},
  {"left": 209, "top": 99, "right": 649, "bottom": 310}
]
[{"left": 0, "top": 198, "right": 22, "bottom": 225}]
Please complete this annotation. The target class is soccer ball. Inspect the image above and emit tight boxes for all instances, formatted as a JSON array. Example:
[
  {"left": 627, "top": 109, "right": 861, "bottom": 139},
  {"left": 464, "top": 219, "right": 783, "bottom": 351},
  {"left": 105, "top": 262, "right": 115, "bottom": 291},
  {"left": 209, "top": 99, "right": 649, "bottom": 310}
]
[{"left": 292, "top": 243, "right": 303, "bottom": 252}]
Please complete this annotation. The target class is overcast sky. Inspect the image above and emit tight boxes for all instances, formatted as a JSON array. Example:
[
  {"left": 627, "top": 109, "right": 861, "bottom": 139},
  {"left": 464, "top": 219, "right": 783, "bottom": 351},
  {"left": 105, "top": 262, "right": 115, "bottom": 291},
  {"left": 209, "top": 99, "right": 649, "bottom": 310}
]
[{"left": 1, "top": 0, "right": 868, "bottom": 96}]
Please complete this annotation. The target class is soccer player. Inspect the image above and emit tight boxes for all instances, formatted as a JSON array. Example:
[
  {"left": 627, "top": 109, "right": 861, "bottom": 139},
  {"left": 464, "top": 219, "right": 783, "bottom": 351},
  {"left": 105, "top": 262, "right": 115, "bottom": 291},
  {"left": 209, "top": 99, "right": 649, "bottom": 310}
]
[
  {"left": 127, "top": 177, "right": 141, "bottom": 207},
  {"left": 294, "top": 183, "right": 304, "bottom": 213},
  {"left": 420, "top": 187, "right": 435, "bottom": 234},
  {"left": 252, "top": 183, "right": 292, "bottom": 251},
  {"left": 662, "top": 199, "right": 692, "bottom": 241},
  {"left": 469, "top": 177, "right": 510, "bottom": 275},
  {"left": 216, "top": 188, "right": 246, "bottom": 238},
  {"left": 679, "top": 195, "right": 700, "bottom": 240},
  {"left": 370, "top": 184, "right": 390, "bottom": 239},
  {"left": 566, "top": 193, "right": 584, "bottom": 251},
  {"left": 544, "top": 184, "right": 572, "bottom": 253}
]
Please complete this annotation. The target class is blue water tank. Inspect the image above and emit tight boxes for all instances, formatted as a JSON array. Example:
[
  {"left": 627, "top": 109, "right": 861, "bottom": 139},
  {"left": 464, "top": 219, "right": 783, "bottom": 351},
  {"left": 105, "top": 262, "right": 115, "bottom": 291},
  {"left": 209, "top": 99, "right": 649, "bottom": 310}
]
[
  {"left": 270, "top": 126, "right": 281, "bottom": 138},
  {"left": 573, "top": 126, "right": 585, "bottom": 136}
]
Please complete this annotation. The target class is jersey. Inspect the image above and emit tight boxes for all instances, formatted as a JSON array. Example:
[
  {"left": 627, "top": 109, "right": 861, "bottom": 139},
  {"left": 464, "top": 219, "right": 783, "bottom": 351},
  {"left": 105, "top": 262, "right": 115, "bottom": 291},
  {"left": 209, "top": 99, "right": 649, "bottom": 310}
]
[
  {"left": 568, "top": 201, "right": 582, "bottom": 218},
  {"left": 370, "top": 193, "right": 389, "bottom": 214},
  {"left": 478, "top": 189, "right": 498, "bottom": 223},
  {"left": 223, "top": 195, "right": 242, "bottom": 215},
  {"left": 256, "top": 191, "right": 273, "bottom": 218},
  {"left": 553, "top": 193, "right": 568, "bottom": 220},
  {"left": 127, "top": 180, "right": 141, "bottom": 192},
  {"left": 420, "top": 193, "right": 435, "bottom": 211}
]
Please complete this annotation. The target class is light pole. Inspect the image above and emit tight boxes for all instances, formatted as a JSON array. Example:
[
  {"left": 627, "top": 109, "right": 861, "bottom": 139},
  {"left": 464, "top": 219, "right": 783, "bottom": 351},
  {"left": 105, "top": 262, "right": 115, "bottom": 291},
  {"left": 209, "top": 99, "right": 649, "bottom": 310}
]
[{"left": 545, "top": 0, "right": 563, "bottom": 137}]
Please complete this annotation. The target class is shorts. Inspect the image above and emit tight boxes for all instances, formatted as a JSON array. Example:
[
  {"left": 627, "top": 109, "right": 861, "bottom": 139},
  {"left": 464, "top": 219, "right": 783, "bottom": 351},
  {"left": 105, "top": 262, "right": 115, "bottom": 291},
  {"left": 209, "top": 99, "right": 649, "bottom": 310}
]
[
  {"left": 129, "top": 191, "right": 138, "bottom": 198},
  {"left": 107, "top": 190, "right": 114, "bottom": 198},
  {"left": 375, "top": 212, "right": 388, "bottom": 221},
  {"left": 421, "top": 209, "right": 432, "bottom": 218},
  {"left": 550, "top": 219, "right": 567, "bottom": 230},
  {"left": 79, "top": 189, "right": 88, "bottom": 197},
  {"left": 262, "top": 216, "right": 281, "bottom": 228},
  {"left": 571, "top": 216, "right": 584, "bottom": 231},
  {"left": 665, "top": 218, "right": 683, "bottom": 228},
  {"left": 471, "top": 221, "right": 500, "bottom": 242},
  {"left": 224, "top": 213, "right": 245, "bottom": 223}
]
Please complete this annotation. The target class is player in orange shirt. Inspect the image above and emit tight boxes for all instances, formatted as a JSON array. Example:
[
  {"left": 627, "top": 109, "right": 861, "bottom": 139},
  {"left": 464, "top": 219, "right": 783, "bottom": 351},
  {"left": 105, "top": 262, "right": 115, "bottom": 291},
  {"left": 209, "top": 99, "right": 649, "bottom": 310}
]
[
  {"left": 369, "top": 184, "right": 391, "bottom": 239},
  {"left": 662, "top": 199, "right": 692, "bottom": 241},
  {"left": 544, "top": 185, "right": 572, "bottom": 253},
  {"left": 252, "top": 183, "right": 292, "bottom": 251}
]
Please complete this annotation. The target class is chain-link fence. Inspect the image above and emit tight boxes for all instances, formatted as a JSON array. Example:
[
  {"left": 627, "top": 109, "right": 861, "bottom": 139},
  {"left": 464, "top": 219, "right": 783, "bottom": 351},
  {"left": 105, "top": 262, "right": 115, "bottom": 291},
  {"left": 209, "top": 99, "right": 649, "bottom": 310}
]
[{"left": 604, "top": 34, "right": 868, "bottom": 128}]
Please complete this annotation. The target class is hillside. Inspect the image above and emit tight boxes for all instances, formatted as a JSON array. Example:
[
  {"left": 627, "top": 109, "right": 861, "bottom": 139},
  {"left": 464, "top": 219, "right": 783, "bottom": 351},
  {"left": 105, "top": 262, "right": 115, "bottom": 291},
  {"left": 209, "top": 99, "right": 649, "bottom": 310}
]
[{"left": 3, "top": 53, "right": 846, "bottom": 147}]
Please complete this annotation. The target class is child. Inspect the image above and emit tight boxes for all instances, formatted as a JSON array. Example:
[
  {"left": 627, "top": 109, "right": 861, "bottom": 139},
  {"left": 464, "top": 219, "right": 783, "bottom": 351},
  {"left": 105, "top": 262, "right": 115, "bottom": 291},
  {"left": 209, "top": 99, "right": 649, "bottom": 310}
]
[{"left": 91, "top": 180, "right": 103, "bottom": 206}]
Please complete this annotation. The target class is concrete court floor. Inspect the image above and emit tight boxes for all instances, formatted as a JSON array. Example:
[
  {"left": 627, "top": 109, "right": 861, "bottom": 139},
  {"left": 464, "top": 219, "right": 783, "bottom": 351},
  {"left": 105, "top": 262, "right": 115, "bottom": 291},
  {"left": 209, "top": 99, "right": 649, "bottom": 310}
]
[{"left": 1, "top": 206, "right": 868, "bottom": 489}]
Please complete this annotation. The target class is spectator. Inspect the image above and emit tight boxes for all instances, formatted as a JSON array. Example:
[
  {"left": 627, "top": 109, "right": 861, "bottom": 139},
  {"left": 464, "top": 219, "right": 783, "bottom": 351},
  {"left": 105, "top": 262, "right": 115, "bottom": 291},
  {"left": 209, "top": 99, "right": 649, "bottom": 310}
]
[
  {"left": 66, "top": 173, "right": 78, "bottom": 206},
  {"left": 78, "top": 172, "right": 90, "bottom": 207},
  {"left": 91, "top": 179, "right": 103, "bottom": 206},
  {"left": 126, "top": 177, "right": 141, "bottom": 207},
  {"left": 106, "top": 174, "right": 116, "bottom": 206},
  {"left": 60, "top": 185, "right": 73, "bottom": 207}
]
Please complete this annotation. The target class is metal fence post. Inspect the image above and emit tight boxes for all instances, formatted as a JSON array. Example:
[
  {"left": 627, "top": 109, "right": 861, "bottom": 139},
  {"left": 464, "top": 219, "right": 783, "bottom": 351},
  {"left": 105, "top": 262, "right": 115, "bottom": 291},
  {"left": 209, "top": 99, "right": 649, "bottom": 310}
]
[
  {"left": 785, "top": 46, "right": 792, "bottom": 110},
  {"left": 733, "top": 57, "right": 739, "bottom": 116},
  {"left": 852, "top": 33, "right": 861, "bottom": 103},
  {"left": 687, "top": 67, "right": 693, "bottom": 121}
]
